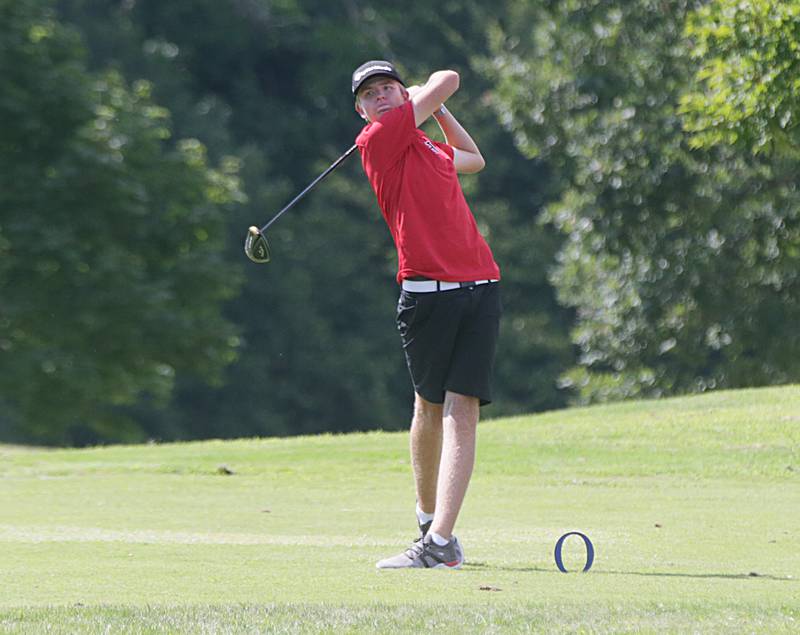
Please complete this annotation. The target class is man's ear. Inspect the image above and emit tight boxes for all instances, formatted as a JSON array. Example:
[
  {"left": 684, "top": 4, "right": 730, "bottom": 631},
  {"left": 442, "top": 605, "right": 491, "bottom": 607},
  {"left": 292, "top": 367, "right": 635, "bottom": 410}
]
[{"left": 355, "top": 102, "right": 369, "bottom": 122}]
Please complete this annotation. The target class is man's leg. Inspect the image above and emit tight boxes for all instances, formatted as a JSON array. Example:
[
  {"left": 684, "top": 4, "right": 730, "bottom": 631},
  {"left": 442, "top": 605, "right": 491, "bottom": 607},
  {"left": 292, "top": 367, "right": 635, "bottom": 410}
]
[
  {"left": 375, "top": 390, "right": 469, "bottom": 569},
  {"left": 428, "top": 390, "right": 479, "bottom": 540},
  {"left": 410, "top": 393, "right": 443, "bottom": 517}
]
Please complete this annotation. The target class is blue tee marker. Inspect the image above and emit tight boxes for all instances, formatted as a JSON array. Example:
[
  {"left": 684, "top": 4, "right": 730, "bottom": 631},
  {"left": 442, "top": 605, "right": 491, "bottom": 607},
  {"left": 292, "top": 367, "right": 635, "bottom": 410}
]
[{"left": 554, "top": 531, "right": 595, "bottom": 573}]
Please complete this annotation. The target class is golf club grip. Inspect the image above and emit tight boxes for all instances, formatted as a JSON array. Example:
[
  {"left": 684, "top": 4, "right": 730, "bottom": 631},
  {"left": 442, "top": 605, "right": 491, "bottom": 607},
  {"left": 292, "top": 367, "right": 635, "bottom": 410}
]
[{"left": 260, "top": 144, "right": 358, "bottom": 233}]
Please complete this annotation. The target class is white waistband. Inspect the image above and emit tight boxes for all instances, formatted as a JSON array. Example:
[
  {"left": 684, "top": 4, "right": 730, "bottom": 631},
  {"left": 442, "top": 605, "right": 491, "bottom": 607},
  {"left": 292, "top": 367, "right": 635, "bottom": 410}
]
[{"left": 401, "top": 279, "right": 498, "bottom": 293}]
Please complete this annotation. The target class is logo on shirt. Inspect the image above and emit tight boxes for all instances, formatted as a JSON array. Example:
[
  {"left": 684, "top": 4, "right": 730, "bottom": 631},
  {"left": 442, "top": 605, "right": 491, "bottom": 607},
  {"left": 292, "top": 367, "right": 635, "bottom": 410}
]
[{"left": 423, "top": 139, "right": 442, "bottom": 155}]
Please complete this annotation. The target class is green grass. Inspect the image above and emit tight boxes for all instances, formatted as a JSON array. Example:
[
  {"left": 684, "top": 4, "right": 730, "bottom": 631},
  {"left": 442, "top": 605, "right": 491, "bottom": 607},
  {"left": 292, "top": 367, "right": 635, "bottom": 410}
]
[{"left": 1, "top": 385, "right": 798, "bottom": 633}]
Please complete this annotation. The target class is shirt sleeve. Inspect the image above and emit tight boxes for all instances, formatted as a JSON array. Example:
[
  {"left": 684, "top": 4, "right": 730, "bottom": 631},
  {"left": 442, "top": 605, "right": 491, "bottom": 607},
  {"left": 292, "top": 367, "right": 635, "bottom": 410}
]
[
  {"left": 433, "top": 141, "right": 454, "bottom": 160},
  {"left": 357, "top": 101, "right": 416, "bottom": 172}
]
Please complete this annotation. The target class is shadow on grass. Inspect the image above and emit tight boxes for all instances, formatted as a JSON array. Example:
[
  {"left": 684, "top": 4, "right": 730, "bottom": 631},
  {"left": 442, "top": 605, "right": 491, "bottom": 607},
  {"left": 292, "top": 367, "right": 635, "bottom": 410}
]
[{"left": 464, "top": 561, "right": 796, "bottom": 582}]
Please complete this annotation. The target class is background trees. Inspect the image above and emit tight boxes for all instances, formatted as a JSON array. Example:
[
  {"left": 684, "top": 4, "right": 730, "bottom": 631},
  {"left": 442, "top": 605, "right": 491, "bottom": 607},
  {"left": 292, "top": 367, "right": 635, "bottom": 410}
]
[
  {"left": 1, "top": 0, "right": 242, "bottom": 444},
  {"left": 485, "top": 0, "right": 800, "bottom": 403},
  {"left": 2, "top": 0, "right": 798, "bottom": 445},
  {"left": 681, "top": 0, "right": 800, "bottom": 157}
]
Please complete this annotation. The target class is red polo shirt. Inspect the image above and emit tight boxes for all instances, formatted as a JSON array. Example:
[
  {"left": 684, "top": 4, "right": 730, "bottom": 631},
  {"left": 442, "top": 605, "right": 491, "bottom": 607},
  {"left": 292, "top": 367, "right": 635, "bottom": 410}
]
[{"left": 356, "top": 101, "right": 501, "bottom": 285}]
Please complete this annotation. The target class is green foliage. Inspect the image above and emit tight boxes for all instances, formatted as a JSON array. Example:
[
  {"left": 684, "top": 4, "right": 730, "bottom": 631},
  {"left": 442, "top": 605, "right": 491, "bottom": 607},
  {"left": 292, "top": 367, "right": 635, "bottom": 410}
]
[
  {"left": 0, "top": 0, "right": 243, "bottom": 444},
  {"left": 6, "top": 0, "right": 800, "bottom": 443},
  {"left": 54, "top": 0, "right": 574, "bottom": 442},
  {"left": 681, "top": 0, "right": 800, "bottom": 156},
  {"left": 485, "top": 0, "right": 800, "bottom": 404}
]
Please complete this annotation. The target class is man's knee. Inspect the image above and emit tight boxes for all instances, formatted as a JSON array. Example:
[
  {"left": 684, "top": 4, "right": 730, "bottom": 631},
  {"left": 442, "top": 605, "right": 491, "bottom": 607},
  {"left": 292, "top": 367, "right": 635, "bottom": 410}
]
[
  {"left": 443, "top": 391, "right": 480, "bottom": 423},
  {"left": 414, "top": 392, "right": 443, "bottom": 426}
]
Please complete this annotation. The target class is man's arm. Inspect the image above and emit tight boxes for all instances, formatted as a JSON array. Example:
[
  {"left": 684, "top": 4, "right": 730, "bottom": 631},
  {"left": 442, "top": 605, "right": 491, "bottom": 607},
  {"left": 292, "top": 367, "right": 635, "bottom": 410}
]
[
  {"left": 432, "top": 107, "right": 485, "bottom": 174},
  {"left": 408, "top": 72, "right": 485, "bottom": 174},
  {"left": 409, "top": 70, "right": 459, "bottom": 127}
]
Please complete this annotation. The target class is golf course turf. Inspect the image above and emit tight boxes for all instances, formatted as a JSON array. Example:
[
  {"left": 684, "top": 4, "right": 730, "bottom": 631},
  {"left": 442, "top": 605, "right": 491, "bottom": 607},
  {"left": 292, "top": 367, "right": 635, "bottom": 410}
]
[{"left": 1, "top": 385, "right": 798, "bottom": 633}]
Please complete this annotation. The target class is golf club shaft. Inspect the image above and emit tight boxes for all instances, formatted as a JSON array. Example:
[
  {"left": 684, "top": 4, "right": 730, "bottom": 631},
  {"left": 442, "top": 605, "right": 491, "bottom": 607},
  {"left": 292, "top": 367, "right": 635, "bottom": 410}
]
[{"left": 259, "top": 144, "right": 358, "bottom": 233}]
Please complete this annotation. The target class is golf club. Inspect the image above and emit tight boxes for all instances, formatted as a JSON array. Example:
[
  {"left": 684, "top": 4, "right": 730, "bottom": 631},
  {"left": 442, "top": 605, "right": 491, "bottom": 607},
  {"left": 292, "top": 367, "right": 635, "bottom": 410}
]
[{"left": 244, "top": 144, "right": 358, "bottom": 263}]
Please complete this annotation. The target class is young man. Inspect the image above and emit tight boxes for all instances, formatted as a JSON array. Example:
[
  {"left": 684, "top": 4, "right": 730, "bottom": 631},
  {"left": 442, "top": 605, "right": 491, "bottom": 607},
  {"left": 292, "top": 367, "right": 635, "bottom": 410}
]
[{"left": 352, "top": 60, "right": 502, "bottom": 569}]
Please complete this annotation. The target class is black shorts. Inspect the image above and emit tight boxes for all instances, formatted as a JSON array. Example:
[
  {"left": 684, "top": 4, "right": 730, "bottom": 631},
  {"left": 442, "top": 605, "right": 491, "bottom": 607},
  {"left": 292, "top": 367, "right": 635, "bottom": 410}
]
[{"left": 396, "top": 282, "right": 502, "bottom": 406}]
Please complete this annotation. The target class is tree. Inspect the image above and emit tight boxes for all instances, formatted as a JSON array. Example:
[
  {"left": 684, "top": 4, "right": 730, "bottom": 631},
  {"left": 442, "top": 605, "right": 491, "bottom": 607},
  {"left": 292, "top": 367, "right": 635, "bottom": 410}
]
[
  {"left": 680, "top": 0, "right": 800, "bottom": 157},
  {"left": 0, "top": 0, "right": 243, "bottom": 444},
  {"left": 56, "top": 0, "right": 576, "bottom": 442},
  {"left": 485, "top": 0, "right": 800, "bottom": 403}
]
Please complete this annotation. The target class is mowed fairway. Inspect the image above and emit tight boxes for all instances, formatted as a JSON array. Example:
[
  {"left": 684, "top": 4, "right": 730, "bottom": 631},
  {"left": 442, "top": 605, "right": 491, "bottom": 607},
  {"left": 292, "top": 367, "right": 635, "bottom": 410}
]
[{"left": 1, "top": 386, "right": 798, "bottom": 633}]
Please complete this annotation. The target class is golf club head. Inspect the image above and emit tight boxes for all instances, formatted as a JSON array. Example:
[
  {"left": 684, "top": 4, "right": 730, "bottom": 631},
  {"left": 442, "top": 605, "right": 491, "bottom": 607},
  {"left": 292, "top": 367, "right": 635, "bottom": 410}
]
[{"left": 244, "top": 226, "right": 271, "bottom": 263}]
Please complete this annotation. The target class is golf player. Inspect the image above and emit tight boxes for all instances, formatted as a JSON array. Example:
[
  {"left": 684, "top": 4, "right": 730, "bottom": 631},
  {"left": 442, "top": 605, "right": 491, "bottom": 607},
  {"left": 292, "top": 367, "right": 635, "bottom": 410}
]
[{"left": 352, "top": 60, "right": 502, "bottom": 569}]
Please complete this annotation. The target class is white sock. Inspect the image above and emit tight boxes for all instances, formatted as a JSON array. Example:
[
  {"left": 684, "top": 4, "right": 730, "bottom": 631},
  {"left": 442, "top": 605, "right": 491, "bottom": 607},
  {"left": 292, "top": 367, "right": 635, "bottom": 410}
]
[
  {"left": 415, "top": 503, "right": 434, "bottom": 525},
  {"left": 430, "top": 531, "right": 450, "bottom": 546}
]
